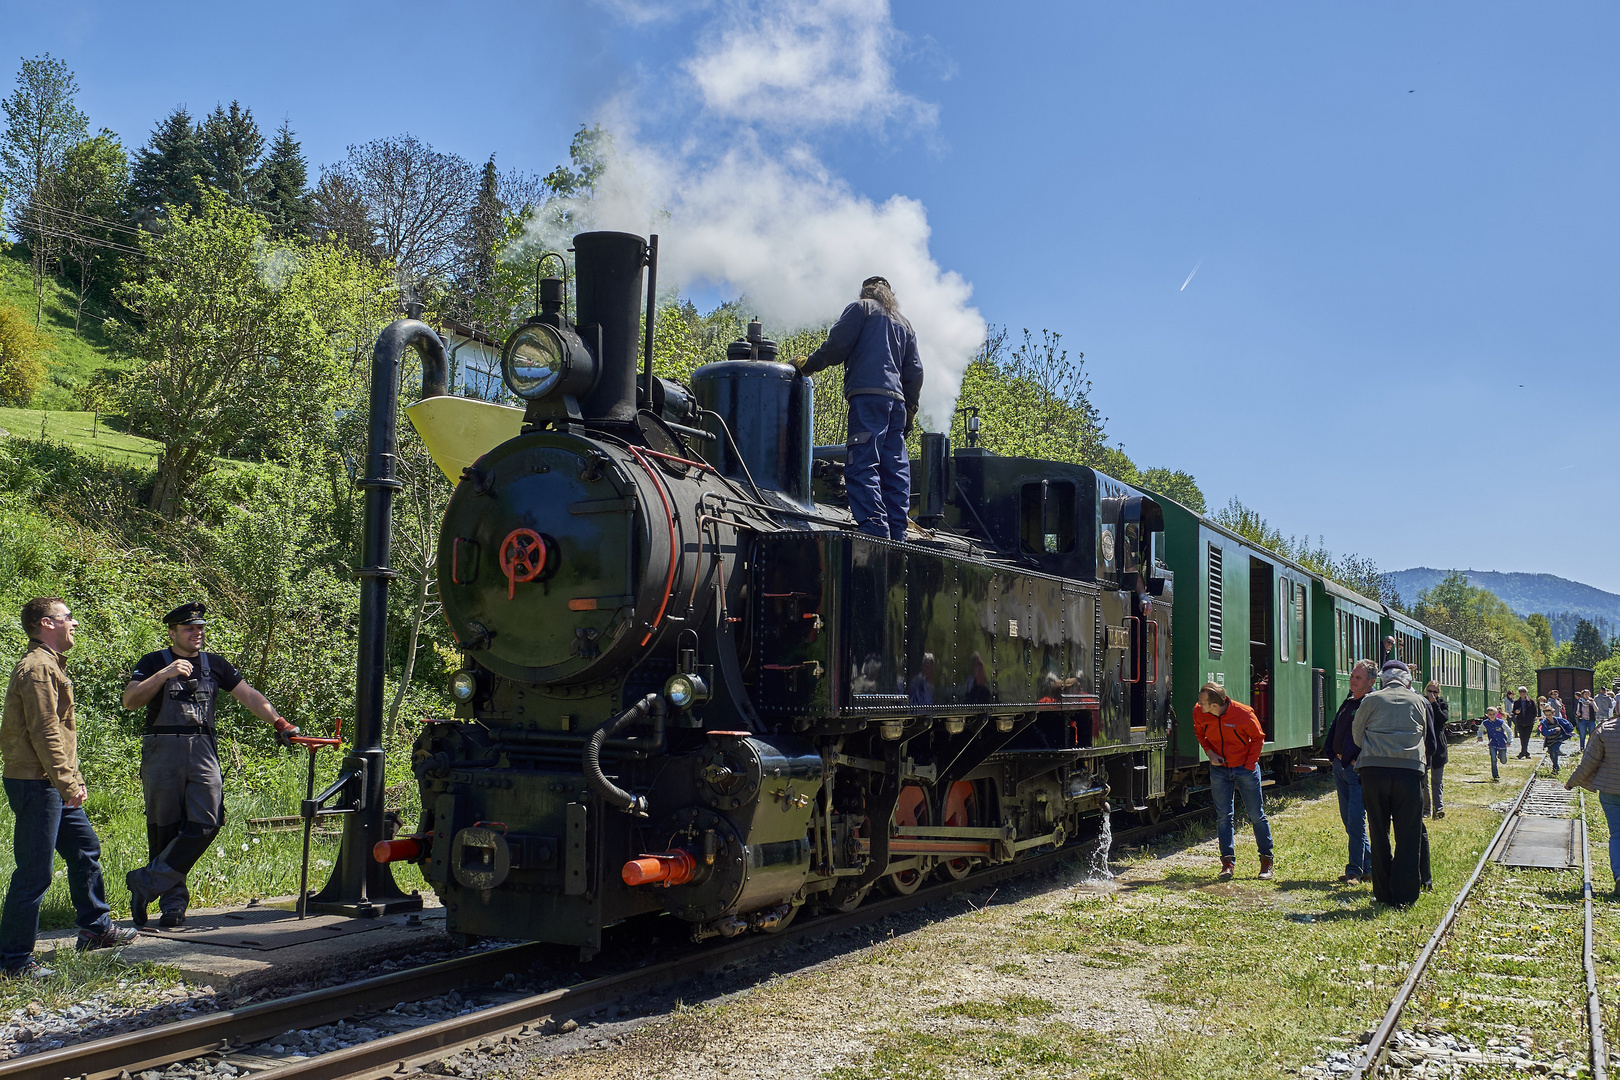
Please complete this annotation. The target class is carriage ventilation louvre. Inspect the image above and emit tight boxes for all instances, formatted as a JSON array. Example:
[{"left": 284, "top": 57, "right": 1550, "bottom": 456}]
[{"left": 1207, "top": 543, "right": 1223, "bottom": 657}]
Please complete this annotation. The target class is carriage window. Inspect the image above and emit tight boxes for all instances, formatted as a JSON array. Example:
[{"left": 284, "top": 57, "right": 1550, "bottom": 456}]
[
  {"left": 1294, "top": 585, "right": 1306, "bottom": 662},
  {"left": 1020, "top": 481, "right": 1075, "bottom": 555},
  {"left": 1279, "top": 579, "right": 1291, "bottom": 663},
  {"left": 1207, "top": 543, "right": 1223, "bottom": 658}
]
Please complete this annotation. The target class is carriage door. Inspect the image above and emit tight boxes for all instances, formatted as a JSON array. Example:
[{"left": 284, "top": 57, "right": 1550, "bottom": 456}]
[{"left": 1119, "top": 496, "right": 1168, "bottom": 737}]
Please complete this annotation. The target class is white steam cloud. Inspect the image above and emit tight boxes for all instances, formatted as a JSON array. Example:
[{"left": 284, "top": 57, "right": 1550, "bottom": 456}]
[{"left": 525, "top": 0, "right": 984, "bottom": 425}]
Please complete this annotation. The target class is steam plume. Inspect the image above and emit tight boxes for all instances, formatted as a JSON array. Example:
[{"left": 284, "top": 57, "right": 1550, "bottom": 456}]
[{"left": 523, "top": 0, "right": 984, "bottom": 424}]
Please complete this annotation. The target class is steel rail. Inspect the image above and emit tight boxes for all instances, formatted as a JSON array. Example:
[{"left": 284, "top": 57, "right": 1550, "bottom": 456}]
[
  {"left": 0, "top": 943, "right": 547, "bottom": 1080},
  {"left": 1581, "top": 791, "right": 1609, "bottom": 1080},
  {"left": 1348, "top": 759, "right": 1544, "bottom": 1080},
  {"left": 5, "top": 801, "right": 1220, "bottom": 1080},
  {"left": 245, "top": 804, "right": 1230, "bottom": 1080}
]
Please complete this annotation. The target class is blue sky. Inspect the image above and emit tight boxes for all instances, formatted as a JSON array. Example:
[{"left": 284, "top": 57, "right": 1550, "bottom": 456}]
[{"left": 8, "top": 1, "right": 1617, "bottom": 592}]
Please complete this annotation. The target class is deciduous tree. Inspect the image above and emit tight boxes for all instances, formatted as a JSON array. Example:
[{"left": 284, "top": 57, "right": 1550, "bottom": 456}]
[
  {"left": 0, "top": 53, "right": 88, "bottom": 324},
  {"left": 324, "top": 134, "right": 476, "bottom": 296},
  {"left": 110, "top": 191, "right": 346, "bottom": 517},
  {"left": 53, "top": 130, "right": 129, "bottom": 330},
  {"left": 0, "top": 299, "right": 49, "bottom": 403}
]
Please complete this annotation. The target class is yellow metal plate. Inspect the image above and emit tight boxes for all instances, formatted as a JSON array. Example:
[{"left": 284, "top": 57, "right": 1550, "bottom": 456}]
[{"left": 405, "top": 396, "right": 524, "bottom": 484}]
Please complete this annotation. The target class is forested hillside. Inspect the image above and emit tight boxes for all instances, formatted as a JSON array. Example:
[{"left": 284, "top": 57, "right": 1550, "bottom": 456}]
[{"left": 1391, "top": 567, "right": 1620, "bottom": 644}]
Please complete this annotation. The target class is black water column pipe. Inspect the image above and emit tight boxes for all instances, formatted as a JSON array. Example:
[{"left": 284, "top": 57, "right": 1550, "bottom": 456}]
[{"left": 308, "top": 318, "right": 445, "bottom": 917}]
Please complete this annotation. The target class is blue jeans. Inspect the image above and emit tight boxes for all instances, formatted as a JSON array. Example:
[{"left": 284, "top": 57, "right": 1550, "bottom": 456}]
[
  {"left": 1332, "top": 760, "right": 1372, "bottom": 877},
  {"left": 845, "top": 395, "right": 910, "bottom": 541},
  {"left": 1577, "top": 720, "right": 1595, "bottom": 750},
  {"left": 0, "top": 778, "right": 112, "bottom": 970},
  {"left": 1489, "top": 746, "right": 1508, "bottom": 778},
  {"left": 1601, "top": 792, "right": 1620, "bottom": 886},
  {"left": 1548, "top": 739, "right": 1566, "bottom": 771},
  {"left": 1210, "top": 764, "right": 1273, "bottom": 860}
]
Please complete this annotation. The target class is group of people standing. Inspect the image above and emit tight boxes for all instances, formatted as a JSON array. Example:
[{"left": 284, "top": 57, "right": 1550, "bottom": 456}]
[
  {"left": 1319, "top": 659, "right": 1451, "bottom": 906},
  {"left": 1, "top": 597, "right": 297, "bottom": 978}
]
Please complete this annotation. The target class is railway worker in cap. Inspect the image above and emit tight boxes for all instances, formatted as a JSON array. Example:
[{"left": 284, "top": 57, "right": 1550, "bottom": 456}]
[
  {"left": 2, "top": 598, "right": 137, "bottom": 978},
  {"left": 1192, "top": 681, "right": 1274, "bottom": 881},
  {"left": 1352, "top": 661, "right": 1430, "bottom": 907},
  {"left": 1510, "top": 687, "right": 1538, "bottom": 758},
  {"left": 121, "top": 602, "right": 298, "bottom": 928},
  {"left": 793, "top": 276, "right": 924, "bottom": 542}
]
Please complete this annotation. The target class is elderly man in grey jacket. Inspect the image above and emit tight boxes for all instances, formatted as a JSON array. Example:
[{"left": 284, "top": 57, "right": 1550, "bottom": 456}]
[{"left": 1354, "top": 661, "right": 1431, "bottom": 906}]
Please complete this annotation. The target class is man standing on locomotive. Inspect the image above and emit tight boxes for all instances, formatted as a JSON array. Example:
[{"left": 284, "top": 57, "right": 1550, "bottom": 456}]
[
  {"left": 794, "top": 276, "right": 924, "bottom": 541},
  {"left": 1192, "top": 682, "right": 1274, "bottom": 881},
  {"left": 121, "top": 603, "right": 298, "bottom": 927}
]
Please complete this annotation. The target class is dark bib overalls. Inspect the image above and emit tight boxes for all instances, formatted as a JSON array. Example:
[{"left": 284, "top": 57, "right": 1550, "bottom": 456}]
[{"left": 132, "top": 651, "right": 225, "bottom": 916}]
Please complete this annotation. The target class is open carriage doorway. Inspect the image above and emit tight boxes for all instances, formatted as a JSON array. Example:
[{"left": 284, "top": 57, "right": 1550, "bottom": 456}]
[{"left": 1249, "top": 557, "right": 1275, "bottom": 740}]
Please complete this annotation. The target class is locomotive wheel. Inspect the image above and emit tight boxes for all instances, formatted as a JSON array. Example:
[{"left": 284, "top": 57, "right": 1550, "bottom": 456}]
[
  {"left": 937, "top": 780, "right": 978, "bottom": 881},
  {"left": 1142, "top": 800, "right": 1166, "bottom": 826},
  {"left": 881, "top": 863, "right": 926, "bottom": 895},
  {"left": 762, "top": 904, "right": 799, "bottom": 933},
  {"left": 819, "top": 882, "right": 872, "bottom": 914}
]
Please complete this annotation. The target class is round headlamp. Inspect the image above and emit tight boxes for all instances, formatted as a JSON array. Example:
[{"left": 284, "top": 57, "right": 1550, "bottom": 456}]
[
  {"left": 450, "top": 670, "right": 478, "bottom": 702},
  {"left": 501, "top": 322, "right": 596, "bottom": 401},
  {"left": 664, "top": 672, "right": 709, "bottom": 710}
]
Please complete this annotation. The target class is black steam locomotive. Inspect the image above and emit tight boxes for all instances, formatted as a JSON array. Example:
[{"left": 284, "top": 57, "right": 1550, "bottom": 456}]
[{"left": 375, "top": 231, "right": 1172, "bottom": 957}]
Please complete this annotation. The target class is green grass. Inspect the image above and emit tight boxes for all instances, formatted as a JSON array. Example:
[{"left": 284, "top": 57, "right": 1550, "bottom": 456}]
[
  {"left": 0, "top": 744, "right": 430, "bottom": 933},
  {"left": 0, "top": 406, "right": 163, "bottom": 468},
  {"left": 0, "top": 243, "right": 126, "bottom": 410},
  {"left": 822, "top": 746, "right": 1558, "bottom": 1080}
]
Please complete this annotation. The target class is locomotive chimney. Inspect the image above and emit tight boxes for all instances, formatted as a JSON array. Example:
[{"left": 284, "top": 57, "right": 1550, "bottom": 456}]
[{"left": 573, "top": 231, "right": 648, "bottom": 423}]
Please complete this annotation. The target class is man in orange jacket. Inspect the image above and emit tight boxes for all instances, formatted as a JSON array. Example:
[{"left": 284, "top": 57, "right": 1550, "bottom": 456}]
[{"left": 1193, "top": 681, "right": 1274, "bottom": 880}]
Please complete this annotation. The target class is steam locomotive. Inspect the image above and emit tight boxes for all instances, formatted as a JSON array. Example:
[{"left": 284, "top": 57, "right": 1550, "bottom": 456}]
[
  {"left": 359, "top": 229, "right": 1178, "bottom": 957},
  {"left": 358, "top": 230, "right": 1491, "bottom": 957}
]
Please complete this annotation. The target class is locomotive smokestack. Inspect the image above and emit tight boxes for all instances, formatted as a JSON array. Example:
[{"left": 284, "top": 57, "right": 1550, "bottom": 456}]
[{"left": 574, "top": 231, "right": 648, "bottom": 423}]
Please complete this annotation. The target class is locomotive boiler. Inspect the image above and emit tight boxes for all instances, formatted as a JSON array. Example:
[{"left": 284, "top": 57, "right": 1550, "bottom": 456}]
[{"left": 380, "top": 231, "right": 1175, "bottom": 957}]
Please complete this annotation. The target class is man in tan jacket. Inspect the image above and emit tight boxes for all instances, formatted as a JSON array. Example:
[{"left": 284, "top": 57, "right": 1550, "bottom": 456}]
[{"left": 1, "top": 598, "right": 135, "bottom": 978}]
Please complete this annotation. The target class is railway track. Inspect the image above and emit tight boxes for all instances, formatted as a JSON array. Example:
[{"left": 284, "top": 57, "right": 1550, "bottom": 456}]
[
  {"left": 1349, "top": 759, "right": 1610, "bottom": 1079},
  {"left": 0, "top": 805, "right": 1214, "bottom": 1080}
]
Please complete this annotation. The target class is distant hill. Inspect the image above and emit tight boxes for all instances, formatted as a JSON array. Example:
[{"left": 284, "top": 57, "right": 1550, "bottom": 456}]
[{"left": 1390, "top": 568, "right": 1620, "bottom": 642}]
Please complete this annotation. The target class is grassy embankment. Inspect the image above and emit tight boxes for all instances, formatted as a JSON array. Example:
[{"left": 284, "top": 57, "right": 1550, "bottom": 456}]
[{"left": 0, "top": 244, "right": 127, "bottom": 411}]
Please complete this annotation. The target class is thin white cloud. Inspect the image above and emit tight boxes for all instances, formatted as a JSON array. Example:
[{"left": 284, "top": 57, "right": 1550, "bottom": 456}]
[
  {"left": 595, "top": 0, "right": 713, "bottom": 26},
  {"left": 684, "top": 0, "right": 937, "bottom": 131}
]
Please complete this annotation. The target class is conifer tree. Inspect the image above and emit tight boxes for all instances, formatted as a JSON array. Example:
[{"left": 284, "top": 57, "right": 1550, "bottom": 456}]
[
  {"left": 131, "top": 106, "right": 205, "bottom": 217},
  {"left": 198, "top": 101, "right": 264, "bottom": 206},
  {"left": 258, "top": 119, "right": 310, "bottom": 238}
]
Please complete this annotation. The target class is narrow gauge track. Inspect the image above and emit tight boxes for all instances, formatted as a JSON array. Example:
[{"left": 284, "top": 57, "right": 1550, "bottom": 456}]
[
  {"left": 1350, "top": 759, "right": 1608, "bottom": 1079},
  {"left": 1, "top": 806, "right": 1212, "bottom": 1080}
]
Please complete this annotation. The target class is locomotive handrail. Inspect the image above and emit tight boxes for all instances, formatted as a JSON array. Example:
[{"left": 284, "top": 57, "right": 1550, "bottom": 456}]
[{"left": 1123, "top": 616, "right": 1142, "bottom": 684}]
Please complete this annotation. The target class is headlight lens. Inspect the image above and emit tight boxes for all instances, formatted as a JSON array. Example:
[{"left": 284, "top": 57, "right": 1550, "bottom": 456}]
[
  {"left": 664, "top": 672, "right": 709, "bottom": 709},
  {"left": 502, "top": 324, "right": 568, "bottom": 400},
  {"left": 451, "top": 671, "right": 478, "bottom": 702}
]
